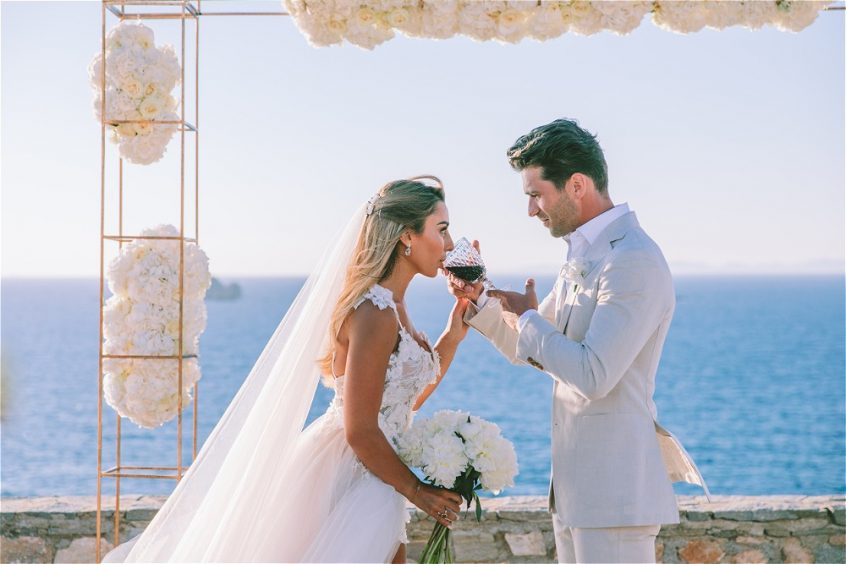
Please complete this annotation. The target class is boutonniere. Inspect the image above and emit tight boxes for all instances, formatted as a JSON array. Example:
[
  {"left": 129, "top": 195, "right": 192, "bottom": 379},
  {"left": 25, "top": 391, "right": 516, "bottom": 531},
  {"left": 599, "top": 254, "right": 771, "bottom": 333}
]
[{"left": 561, "top": 258, "right": 591, "bottom": 290}]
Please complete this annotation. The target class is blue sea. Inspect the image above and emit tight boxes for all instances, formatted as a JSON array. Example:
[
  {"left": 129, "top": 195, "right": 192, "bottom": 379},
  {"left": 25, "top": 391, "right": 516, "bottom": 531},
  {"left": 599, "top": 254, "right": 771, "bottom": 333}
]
[{"left": 1, "top": 275, "right": 844, "bottom": 498}]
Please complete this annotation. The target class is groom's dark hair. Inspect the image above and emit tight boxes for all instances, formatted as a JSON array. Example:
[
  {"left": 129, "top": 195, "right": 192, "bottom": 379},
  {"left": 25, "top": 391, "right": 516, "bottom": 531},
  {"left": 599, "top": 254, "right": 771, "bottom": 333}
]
[{"left": 507, "top": 119, "right": 608, "bottom": 193}]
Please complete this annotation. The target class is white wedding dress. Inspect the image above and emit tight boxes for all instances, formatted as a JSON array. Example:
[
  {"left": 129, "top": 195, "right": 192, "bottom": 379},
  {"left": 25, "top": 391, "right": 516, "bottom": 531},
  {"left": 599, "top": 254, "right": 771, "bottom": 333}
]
[
  {"left": 265, "top": 284, "right": 441, "bottom": 561},
  {"left": 105, "top": 283, "right": 440, "bottom": 562}
]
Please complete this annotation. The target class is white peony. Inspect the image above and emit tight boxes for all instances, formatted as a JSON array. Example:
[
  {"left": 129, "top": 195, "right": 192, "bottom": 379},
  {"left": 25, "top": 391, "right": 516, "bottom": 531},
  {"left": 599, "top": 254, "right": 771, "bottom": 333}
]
[{"left": 398, "top": 409, "right": 518, "bottom": 493}]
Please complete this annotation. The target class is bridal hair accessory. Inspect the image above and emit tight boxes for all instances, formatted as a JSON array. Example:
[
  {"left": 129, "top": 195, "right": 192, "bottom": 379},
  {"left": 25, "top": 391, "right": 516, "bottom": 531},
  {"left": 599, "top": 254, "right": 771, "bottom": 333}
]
[{"left": 365, "top": 193, "right": 381, "bottom": 216}]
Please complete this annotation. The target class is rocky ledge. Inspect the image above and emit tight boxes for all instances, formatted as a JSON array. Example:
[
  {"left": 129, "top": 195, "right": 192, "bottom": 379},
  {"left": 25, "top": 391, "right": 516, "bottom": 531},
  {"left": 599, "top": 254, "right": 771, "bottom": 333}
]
[{"left": 1, "top": 495, "right": 844, "bottom": 563}]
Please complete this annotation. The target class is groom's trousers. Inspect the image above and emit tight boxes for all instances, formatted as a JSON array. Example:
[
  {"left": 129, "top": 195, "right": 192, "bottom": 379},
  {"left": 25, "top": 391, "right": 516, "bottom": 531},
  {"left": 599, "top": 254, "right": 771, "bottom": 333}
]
[{"left": 552, "top": 512, "right": 660, "bottom": 564}]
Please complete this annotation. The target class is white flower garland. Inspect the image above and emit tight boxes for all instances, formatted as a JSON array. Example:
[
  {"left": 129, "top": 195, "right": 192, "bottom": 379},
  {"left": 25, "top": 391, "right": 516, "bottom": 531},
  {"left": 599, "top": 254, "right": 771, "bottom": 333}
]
[
  {"left": 103, "top": 225, "right": 212, "bottom": 429},
  {"left": 284, "top": 0, "right": 832, "bottom": 50},
  {"left": 88, "top": 23, "right": 181, "bottom": 165}
]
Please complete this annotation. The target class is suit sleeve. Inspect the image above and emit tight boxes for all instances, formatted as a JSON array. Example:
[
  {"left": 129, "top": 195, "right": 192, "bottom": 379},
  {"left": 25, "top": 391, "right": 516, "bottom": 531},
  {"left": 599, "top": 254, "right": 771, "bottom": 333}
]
[
  {"left": 464, "top": 282, "right": 559, "bottom": 365},
  {"left": 516, "top": 253, "right": 673, "bottom": 400}
]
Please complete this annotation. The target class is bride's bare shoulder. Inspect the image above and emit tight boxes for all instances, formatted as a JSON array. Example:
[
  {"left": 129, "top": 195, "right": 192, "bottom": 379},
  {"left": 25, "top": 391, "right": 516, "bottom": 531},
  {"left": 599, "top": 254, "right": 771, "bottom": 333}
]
[{"left": 348, "top": 299, "right": 398, "bottom": 339}]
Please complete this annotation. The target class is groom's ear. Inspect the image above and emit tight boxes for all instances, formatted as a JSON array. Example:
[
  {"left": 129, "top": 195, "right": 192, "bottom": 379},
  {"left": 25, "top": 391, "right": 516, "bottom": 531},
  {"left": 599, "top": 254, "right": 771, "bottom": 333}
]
[{"left": 569, "top": 173, "right": 596, "bottom": 200}]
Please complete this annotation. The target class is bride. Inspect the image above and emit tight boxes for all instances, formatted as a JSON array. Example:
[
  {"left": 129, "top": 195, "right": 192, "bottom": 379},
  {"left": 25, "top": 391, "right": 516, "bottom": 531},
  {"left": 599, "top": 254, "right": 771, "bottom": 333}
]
[{"left": 105, "top": 176, "right": 469, "bottom": 562}]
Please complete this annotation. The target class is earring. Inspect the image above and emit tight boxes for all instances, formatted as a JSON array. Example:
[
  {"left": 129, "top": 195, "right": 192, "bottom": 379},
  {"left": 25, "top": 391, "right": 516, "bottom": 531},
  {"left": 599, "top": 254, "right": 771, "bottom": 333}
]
[{"left": 404, "top": 245, "right": 412, "bottom": 256}]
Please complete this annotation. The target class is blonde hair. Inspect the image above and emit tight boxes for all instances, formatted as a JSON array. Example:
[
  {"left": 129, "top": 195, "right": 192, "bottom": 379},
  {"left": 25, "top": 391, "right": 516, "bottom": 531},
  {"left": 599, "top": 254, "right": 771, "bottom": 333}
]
[{"left": 319, "top": 176, "right": 445, "bottom": 383}]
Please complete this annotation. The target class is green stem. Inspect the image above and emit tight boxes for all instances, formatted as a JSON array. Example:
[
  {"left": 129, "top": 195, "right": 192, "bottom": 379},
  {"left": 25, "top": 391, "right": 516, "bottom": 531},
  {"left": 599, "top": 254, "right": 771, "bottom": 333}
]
[{"left": 420, "top": 523, "right": 450, "bottom": 564}]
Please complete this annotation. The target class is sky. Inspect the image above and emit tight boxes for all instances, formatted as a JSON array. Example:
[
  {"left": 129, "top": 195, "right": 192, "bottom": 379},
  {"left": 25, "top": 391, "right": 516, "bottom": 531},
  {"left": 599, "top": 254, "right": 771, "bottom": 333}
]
[{"left": 1, "top": 1, "right": 844, "bottom": 278}]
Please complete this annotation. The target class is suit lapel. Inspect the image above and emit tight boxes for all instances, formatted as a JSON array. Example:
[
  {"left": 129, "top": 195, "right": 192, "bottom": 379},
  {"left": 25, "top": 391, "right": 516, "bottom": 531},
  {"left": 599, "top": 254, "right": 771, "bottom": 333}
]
[{"left": 558, "top": 212, "right": 639, "bottom": 333}]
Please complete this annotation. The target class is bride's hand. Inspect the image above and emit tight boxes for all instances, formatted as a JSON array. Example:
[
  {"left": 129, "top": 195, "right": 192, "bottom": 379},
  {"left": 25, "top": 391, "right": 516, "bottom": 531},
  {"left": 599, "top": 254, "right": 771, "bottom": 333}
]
[
  {"left": 410, "top": 482, "right": 463, "bottom": 529},
  {"left": 445, "top": 298, "right": 470, "bottom": 342}
]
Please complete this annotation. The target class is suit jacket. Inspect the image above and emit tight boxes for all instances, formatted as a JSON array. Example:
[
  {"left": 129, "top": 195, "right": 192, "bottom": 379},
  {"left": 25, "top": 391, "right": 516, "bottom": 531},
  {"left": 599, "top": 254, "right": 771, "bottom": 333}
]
[{"left": 465, "top": 211, "right": 709, "bottom": 528}]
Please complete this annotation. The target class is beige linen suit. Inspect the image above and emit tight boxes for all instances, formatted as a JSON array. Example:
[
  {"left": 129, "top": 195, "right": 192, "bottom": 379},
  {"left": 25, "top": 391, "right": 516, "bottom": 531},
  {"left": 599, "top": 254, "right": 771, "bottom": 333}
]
[{"left": 466, "top": 211, "right": 708, "bottom": 535}]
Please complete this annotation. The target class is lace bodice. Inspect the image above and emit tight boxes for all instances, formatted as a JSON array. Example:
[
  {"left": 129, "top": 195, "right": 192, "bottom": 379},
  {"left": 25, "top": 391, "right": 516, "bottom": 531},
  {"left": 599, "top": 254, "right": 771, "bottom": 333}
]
[{"left": 328, "top": 284, "right": 440, "bottom": 445}]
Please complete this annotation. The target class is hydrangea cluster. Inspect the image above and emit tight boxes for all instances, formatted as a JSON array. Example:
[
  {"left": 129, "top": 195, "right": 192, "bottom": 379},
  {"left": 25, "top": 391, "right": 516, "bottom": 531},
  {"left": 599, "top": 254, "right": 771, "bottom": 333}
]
[
  {"left": 284, "top": 0, "right": 830, "bottom": 50},
  {"left": 398, "top": 409, "right": 518, "bottom": 494},
  {"left": 88, "top": 23, "right": 181, "bottom": 165},
  {"left": 103, "top": 225, "right": 211, "bottom": 429}
]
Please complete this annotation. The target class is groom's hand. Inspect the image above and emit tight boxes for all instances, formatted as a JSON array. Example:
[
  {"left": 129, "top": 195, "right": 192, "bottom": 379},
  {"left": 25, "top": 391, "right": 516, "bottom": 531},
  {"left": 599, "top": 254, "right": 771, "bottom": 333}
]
[{"left": 488, "top": 279, "right": 539, "bottom": 330}]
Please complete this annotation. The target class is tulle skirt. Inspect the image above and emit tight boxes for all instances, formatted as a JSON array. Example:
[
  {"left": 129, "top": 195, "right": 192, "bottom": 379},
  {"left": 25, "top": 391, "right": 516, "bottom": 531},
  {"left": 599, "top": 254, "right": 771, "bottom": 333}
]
[{"left": 104, "top": 408, "right": 409, "bottom": 563}]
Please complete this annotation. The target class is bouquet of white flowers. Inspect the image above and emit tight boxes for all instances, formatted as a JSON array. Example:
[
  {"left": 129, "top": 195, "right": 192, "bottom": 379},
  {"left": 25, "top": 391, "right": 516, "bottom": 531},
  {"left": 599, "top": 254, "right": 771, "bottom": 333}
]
[
  {"left": 398, "top": 410, "right": 518, "bottom": 563},
  {"left": 103, "top": 225, "right": 211, "bottom": 428},
  {"left": 88, "top": 22, "right": 181, "bottom": 165}
]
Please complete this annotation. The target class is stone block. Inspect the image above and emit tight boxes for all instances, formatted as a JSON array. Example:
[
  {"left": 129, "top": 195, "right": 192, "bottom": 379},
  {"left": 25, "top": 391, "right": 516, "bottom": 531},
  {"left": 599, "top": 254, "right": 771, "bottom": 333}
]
[
  {"left": 0, "top": 535, "right": 53, "bottom": 563},
  {"left": 678, "top": 539, "right": 725, "bottom": 564},
  {"left": 714, "top": 511, "right": 757, "bottom": 521},
  {"left": 830, "top": 507, "right": 846, "bottom": 527},
  {"left": 813, "top": 544, "right": 845, "bottom": 564},
  {"left": 656, "top": 541, "right": 665, "bottom": 562},
  {"left": 684, "top": 511, "right": 712, "bottom": 522},
  {"left": 711, "top": 529, "right": 740, "bottom": 539},
  {"left": 737, "top": 536, "right": 767, "bottom": 545},
  {"left": 715, "top": 509, "right": 798, "bottom": 522},
  {"left": 731, "top": 548, "right": 768, "bottom": 563},
  {"left": 14, "top": 517, "right": 53, "bottom": 532},
  {"left": 830, "top": 535, "right": 846, "bottom": 547},
  {"left": 452, "top": 530, "right": 505, "bottom": 562},
  {"left": 729, "top": 523, "right": 766, "bottom": 537},
  {"left": 54, "top": 537, "right": 114, "bottom": 563},
  {"left": 764, "top": 527, "right": 791, "bottom": 538},
  {"left": 782, "top": 537, "right": 814, "bottom": 564},
  {"left": 788, "top": 518, "right": 834, "bottom": 532},
  {"left": 504, "top": 531, "right": 546, "bottom": 556},
  {"left": 123, "top": 508, "right": 156, "bottom": 522}
]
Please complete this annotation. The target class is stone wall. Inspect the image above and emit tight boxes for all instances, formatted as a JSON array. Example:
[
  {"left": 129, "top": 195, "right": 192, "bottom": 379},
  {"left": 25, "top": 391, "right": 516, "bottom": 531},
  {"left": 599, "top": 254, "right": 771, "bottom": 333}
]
[{"left": 2, "top": 495, "right": 843, "bottom": 563}]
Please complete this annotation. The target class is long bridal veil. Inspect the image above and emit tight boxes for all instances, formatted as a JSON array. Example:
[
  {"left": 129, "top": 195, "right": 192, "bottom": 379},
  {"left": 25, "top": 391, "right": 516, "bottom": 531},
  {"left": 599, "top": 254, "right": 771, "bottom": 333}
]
[{"left": 106, "top": 205, "right": 366, "bottom": 562}]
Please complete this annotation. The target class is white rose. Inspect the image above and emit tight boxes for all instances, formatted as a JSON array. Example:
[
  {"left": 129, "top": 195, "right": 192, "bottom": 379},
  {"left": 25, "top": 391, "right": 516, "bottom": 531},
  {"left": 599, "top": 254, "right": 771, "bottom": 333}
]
[
  {"left": 458, "top": 1, "right": 501, "bottom": 41},
  {"left": 773, "top": 0, "right": 826, "bottom": 32},
  {"left": 529, "top": 4, "right": 567, "bottom": 40},
  {"left": 421, "top": 0, "right": 458, "bottom": 38},
  {"left": 594, "top": 1, "right": 651, "bottom": 35},
  {"left": 653, "top": 0, "right": 711, "bottom": 34}
]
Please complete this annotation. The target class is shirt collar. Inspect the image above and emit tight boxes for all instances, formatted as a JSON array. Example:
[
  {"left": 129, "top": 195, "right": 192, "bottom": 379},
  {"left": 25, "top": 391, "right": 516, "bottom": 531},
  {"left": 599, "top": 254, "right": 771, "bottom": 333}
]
[{"left": 565, "top": 203, "right": 630, "bottom": 260}]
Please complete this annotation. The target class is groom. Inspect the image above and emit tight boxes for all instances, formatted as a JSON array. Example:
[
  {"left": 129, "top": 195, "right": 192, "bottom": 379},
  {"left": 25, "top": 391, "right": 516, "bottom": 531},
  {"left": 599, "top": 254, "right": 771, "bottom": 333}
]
[{"left": 449, "top": 119, "right": 708, "bottom": 563}]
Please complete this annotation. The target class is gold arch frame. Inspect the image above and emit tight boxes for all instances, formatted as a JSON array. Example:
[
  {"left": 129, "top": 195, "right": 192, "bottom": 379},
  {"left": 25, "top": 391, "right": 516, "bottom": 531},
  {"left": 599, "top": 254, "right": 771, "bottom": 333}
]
[{"left": 95, "top": 2, "right": 288, "bottom": 562}]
